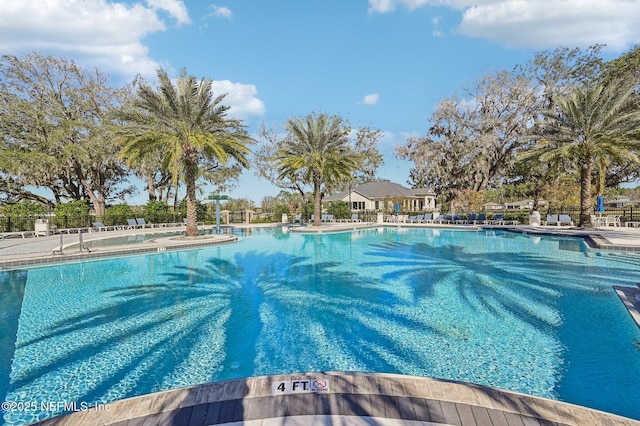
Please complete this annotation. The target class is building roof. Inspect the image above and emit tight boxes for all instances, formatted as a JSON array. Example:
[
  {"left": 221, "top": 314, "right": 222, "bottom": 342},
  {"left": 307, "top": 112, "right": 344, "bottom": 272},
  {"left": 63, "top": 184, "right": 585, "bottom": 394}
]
[{"left": 325, "top": 181, "right": 434, "bottom": 202}]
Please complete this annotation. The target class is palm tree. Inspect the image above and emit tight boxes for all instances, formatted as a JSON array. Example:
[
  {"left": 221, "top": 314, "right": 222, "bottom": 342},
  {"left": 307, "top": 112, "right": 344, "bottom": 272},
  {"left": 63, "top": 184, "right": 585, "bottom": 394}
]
[
  {"left": 276, "top": 113, "right": 357, "bottom": 226},
  {"left": 117, "top": 69, "right": 252, "bottom": 236},
  {"left": 524, "top": 80, "right": 640, "bottom": 227}
]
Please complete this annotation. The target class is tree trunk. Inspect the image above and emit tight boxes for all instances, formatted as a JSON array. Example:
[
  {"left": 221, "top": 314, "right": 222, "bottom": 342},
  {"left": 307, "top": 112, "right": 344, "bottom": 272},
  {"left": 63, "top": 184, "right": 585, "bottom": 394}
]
[
  {"left": 579, "top": 159, "right": 593, "bottom": 228},
  {"left": 313, "top": 176, "right": 321, "bottom": 226},
  {"left": 185, "top": 163, "right": 199, "bottom": 236},
  {"left": 147, "top": 175, "right": 156, "bottom": 201}
]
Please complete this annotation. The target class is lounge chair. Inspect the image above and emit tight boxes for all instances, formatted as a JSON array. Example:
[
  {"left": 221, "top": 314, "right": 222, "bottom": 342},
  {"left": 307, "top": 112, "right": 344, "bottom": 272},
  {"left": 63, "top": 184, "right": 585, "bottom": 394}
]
[
  {"left": 127, "top": 218, "right": 141, "bottom": 229},
  {"left": 294, "top": 213, "right": 302, "bottom": 223},
  {"left": 0, "top": 231, "right": 37, "bottom": 239},
  {"left": 136, "top": 218, "right": 156, "bottom": 228},
  {"left": 408, "top": 215, "right": 417, "bottom": 223},
  {"left": 422, "top": 213, "right": 433, "bottom": 223},
  {"left": 472, "top": 213, "right": 487, "bottom": 224},
  {"left": 433, "top": 214, "right": 451, "bottom": 224},
  {"left": 350, "top": 214, "right": 361, "bottom": 223},
  {"left": 410, "top": 214, "right": 424, "bottom": 223},
  {"left": 558, "top": 214, "right": 574, "bottom": 226},
  {"left": 464, "top": 213, "right": 477, "bottom": 224},
  {"left": 91, "top": 222, "right": 116, "bottom": 232},
  {"left": 544, "top": 214, "right": 559, "bottom": 226},
  {"left": 489, "top": 214, "right": 504, "bottom": 225}
]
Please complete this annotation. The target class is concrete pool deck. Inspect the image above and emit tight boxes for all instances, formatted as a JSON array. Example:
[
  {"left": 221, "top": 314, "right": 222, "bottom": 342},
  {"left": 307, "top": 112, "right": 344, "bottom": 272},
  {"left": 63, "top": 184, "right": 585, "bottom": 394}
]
[
  {"left": 3, "top": 223, "right": 640, "bottom": 425},
  {"left": 34, "top": 372, "right": 640, "bottom": 426}
]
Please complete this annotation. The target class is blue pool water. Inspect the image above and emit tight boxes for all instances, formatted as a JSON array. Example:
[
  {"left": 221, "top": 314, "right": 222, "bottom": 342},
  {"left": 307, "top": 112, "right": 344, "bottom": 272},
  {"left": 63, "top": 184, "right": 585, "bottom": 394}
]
[{"left": 1, "top": 227, "right": 640, "bottom": 424}]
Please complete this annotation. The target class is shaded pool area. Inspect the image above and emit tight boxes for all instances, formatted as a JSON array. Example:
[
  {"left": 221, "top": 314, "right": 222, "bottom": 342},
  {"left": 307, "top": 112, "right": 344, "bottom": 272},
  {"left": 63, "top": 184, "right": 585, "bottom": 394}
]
[{"left": 1, "top": 227, "right": 640, "bottom": 425}]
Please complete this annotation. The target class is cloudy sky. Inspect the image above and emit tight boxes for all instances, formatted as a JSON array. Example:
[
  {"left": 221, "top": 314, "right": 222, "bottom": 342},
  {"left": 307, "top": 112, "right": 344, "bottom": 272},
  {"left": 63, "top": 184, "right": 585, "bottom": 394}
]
[{"left": 1, "top": 0, "right": 639, "bottom": 205}]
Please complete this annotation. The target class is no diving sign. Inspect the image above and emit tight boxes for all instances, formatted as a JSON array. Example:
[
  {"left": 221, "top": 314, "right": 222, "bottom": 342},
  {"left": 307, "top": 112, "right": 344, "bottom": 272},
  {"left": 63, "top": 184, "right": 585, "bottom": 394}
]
[{"left": 271, "top": 379, "right": 330, "bottom": 395}]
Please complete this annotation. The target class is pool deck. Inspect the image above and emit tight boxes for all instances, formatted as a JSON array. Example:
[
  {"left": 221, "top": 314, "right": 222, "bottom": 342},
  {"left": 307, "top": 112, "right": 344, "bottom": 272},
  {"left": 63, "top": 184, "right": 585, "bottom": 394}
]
[
  {"left": 34, "top": 372, "right": 640, "bottom": 426},
  {"left": 0, "top": 225, "right": 239, "bottom": 270},
  {"left": 5, "top": 223, "right": 640, "bottom": 426}
]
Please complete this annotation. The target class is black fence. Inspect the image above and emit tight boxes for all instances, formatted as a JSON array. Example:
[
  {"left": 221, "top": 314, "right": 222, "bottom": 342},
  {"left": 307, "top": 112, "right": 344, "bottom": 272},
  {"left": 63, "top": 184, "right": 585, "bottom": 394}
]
[
  {"left": 1, "top": 206, "right": 637, "bottom": 233},
  {"left": 0, "top": 211, "right": 281, "bottom": 233}
]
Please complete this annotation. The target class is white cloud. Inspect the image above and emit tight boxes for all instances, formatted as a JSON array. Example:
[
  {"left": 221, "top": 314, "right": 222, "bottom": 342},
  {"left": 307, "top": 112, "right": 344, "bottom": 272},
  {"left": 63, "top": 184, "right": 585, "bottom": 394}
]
[
  {"left": 147, "top": 0, "right": 190, "bottom": 25},
  {"left": 458, "top": 0, "right": 640, "bottom": 51},
  {"left": 361, "top": 93, "right": 380, "bottom": 105},
  {"left": 211, "top": 80, "right": 266, "bottom": 119},
  {"left": 367, "top": 0, "right": 640, "bottom": 51},
  {"left": 210, "top": 4, "right": 233, "bottom": 19},
  {"left": 0, "top": 0, "right": 190, "bottom": 80}
]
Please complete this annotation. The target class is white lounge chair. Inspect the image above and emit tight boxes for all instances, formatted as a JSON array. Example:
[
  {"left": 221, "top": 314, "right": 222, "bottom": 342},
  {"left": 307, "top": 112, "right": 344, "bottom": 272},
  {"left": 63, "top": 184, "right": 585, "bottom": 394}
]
[
  {"left": 544, "top": 214, "right": 559, "bottom": 226},
  {"left": 91, "top": 222, "right": 117, "bottom": 232},
  {"left": 136, "top": 218, "right": 156, "bottom": 228},
  {"left": 558, "top": 214, "right": 574, "bottom": 226}
]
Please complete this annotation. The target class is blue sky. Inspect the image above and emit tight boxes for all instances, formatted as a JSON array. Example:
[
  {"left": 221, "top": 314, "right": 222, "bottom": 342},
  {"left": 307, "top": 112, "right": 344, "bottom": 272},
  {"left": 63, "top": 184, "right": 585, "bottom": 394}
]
[{"left": 1, "top": 0, "right": 639, "bottom": 206}]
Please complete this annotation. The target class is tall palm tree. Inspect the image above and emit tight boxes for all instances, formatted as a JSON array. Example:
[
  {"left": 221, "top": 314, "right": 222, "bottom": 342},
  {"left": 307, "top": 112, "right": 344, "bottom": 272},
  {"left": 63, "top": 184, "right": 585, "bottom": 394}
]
[
  {"left": 117, "top": 69, "right": 252, "bottom": 236},
  {"left": 524, "top": 80, "right": 640, "bottom": 227},
  {"left": 276, "top": 113, "right": 357, "bottom": 226}
]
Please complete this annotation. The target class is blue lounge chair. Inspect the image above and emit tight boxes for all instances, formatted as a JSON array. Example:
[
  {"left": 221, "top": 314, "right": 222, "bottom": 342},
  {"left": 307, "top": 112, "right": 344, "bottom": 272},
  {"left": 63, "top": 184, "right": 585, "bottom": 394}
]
[{"left": 489, "top": 214, "right": 504, "bottom": 225}]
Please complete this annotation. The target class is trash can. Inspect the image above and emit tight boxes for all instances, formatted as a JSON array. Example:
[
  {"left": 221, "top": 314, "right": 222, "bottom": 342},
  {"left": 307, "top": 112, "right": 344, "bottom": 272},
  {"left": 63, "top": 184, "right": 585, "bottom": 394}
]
[{"left": 35, "top": 218, "right": 49, "bottom": 236}]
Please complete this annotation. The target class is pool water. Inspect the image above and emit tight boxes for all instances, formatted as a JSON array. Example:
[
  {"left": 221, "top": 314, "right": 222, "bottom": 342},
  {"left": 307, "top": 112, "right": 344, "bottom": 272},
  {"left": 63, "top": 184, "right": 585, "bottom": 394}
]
[{"left": 1, "top": 227, "right": 640, "bottom": 424}]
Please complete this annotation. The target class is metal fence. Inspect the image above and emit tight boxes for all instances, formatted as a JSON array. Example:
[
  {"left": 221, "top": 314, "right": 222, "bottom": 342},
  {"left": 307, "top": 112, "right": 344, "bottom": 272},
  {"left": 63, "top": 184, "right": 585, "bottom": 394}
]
[{"left": 2, "top": 206, "right": 637, "bottom": 233}]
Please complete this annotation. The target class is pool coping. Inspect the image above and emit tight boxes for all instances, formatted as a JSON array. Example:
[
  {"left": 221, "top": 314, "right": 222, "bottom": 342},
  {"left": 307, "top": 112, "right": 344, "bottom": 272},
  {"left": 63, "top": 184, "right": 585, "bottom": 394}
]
[
  {"left": 0, "top": 233, "right": 238, "bottom": 271},
  {"left": 614, "top": 285, "right": 640, "bottom": 328},
  {"left": 32, "top": 372, "right": 640, "bottom": 426}
]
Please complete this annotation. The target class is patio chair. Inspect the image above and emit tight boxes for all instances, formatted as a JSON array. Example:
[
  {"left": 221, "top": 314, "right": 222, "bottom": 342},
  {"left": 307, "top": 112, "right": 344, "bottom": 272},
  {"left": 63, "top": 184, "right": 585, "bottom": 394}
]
[
  {"left": 433, "top": 214, "right": 451, "bottom": 224},
  {"left": 464, "top": 213, "right": 477, "bottom": 224},
  {"left": 544, "top": 214, "right": 559, "bottom": 226},
  {"left": 558, "top": 215, "right": 574, "bottom": 226},
  {"left": 422, "top": 213, "right": 433, "bottom": 223},
  {"left": 127, "top": 218, "right": 141, "bottom": 229},
  {"left": 474, "top": 213, "right": 487, "bottom": 224},
  {"left": 605, "top": 215, "right": 621, "bottom": 227},
  {"left": 91, "top": 222, "right": 115, "bottom": 232},
  {"left": 410, "top": 214, "right": 424, "bottom": 223},
  {"left": 591, "top": 215, "right": 606, "bottom": 227},
  {"left": 350, "top": 214, "right": 361, "bottom": 223},
  {"left": 489, "top": 214, "right": 504, "bottom": 225},
  {"left": 136, "top": 218, "right": 155, "bottom": 228}
]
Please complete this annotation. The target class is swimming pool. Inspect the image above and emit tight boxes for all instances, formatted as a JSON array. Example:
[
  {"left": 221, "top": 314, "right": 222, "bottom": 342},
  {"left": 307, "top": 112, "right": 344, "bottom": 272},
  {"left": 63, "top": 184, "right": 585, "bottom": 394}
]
[{"left": 1, "top": 227, "right": 639, "bottom": 424}]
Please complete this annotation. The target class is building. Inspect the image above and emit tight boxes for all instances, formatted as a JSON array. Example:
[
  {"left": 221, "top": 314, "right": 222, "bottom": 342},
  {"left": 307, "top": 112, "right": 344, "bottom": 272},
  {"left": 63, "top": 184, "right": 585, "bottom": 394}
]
[
  {"left": 504, "top": 199, "right": 549, "bottom": 210},
  {"left": 324, "top": 181, "right": 436, "bottom": 212}
]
